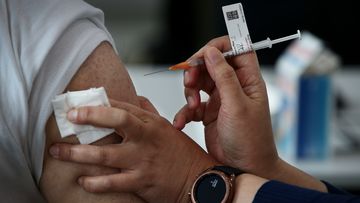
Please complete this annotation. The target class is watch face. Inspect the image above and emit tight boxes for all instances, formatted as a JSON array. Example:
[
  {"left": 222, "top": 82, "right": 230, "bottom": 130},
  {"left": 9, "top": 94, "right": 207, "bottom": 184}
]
[{"left": 194, "top": 173, "right": 227, "bottom": 203}]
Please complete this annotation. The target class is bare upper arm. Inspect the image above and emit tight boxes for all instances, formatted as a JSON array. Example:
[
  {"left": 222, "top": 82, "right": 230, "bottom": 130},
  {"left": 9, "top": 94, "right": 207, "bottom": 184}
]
[{"left": 40, "top": 41, "right": 144, "bottom": 203}]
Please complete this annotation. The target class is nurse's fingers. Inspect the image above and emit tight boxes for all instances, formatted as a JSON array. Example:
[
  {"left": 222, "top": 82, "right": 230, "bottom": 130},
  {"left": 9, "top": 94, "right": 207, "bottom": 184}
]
[
  {"left": 183, "top": 67, "right": 215, "bottom": 110},
  {"left": 184, "top": 87, "right": 201, "bottom": 109},
  {"left": 183, "top": 36, "right": 230, "bottom": 96},
  {"left": 108, "top": 99, "right": 155, "bottom": 118},
  {"left": 183, "top": 66, "right": 215, "bottom": 92},
  {"left": 203, "top": 47, "right": 245, "bottom": 110},
  {"left": 49, "top": 143, "right": 135, "bottom": 169},
  {"left": 173, "top": 103, "right": 206, "bottom": 130},
  {"left": 67, "top": 106, "right": 145, "bottom": 139},
  {"left": 78, "top": 172, "right": 140, "bottom": 194},
  {"left": 188, "top": 36, "right": 232, "bottom": 61}
]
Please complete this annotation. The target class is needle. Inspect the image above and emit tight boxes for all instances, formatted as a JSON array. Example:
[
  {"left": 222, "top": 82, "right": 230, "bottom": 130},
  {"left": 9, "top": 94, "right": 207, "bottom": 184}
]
[{"left": 143, "top": 69, "right": 170, "bottom": 76}]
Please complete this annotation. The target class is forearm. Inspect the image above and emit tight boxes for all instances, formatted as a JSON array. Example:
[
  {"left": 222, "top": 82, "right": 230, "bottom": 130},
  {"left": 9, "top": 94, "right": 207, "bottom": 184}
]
[{"left": 265, "top": 158, "right": 327, "bottom": 192}]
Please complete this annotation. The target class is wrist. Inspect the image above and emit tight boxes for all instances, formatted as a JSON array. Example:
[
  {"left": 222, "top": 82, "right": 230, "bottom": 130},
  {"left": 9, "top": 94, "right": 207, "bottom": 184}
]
[
  {"left": 189, "top": 165, "right": 243, "bottom": 203},
  {"left": 256, "top": 158, "right": 327, "bottom": 192},
  {"left": 242, "top": 155, "right": 283, "bottom": 180},
  {"left": 257, "top": 156, "right": 285, "bottom": 179},
  {"left": 176, "top": 155, "right": 219, "bottom": 203},
  {"left": 232, "top": 174, "right": 268, "bottom": 203}
]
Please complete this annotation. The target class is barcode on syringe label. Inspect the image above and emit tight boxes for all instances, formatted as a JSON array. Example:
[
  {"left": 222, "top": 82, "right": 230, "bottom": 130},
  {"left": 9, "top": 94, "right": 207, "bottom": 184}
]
[
  {"left": 226, "top": 10, "right": 239, "bottom": 21},
  {"left": 222, "top": 3, "right": 252, "bottom": 54}
]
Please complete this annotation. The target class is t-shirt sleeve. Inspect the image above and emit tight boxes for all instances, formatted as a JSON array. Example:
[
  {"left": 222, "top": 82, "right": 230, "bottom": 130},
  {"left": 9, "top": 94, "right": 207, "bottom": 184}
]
[
  {"left": 253, "top": 180, "right": 360, "bottom": 203},
  {"left": 0, "top": 0, "right": 118, "bottom": 200},
  {"left": 24, "top": 0, "right": 118, "bottom": 183}
]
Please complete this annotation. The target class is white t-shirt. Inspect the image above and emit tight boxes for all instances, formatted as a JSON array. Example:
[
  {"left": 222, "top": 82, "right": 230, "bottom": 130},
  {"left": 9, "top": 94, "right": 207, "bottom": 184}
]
[{"left": 0, "top": 0, "right": 116, "bottom": 201}]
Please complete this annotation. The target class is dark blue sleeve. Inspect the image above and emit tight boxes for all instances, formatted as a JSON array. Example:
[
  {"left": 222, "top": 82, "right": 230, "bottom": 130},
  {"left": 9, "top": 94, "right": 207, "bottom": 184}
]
[
  {"left": 322, "top": 181, "right": 351, "bottom": 195},
  {"left": 253, "top": 180, "right": 360, "bottom": 203}
]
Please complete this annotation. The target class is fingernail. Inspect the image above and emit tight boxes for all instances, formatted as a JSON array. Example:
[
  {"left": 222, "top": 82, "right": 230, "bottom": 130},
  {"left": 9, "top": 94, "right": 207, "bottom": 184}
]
[
  {"left": 78, "top": 177, "right": 84, "bottom": 185},
  {"left": 184, "top": 70, "right": 190, "bottom": 85},
  {"left": 49, "top": 146, "right": 59, "bottom": 158},
  {"left": 207, "top": 48, "right": 222, "bottom": 65},
  {"left": 67, "top": 109, "right": 78, "bottom": 122},
  {"left": 187, "top": 96, "right": 194, "bottom": 107},
  {"left": 173, "top": 119, "right": 177, "bottom": 126}
]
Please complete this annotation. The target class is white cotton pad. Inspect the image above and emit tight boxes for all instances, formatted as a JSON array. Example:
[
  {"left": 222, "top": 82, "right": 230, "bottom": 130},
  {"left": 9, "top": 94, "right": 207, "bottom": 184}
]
[{"left": 52, "top": 87, "right": 114, "bottom": 144}]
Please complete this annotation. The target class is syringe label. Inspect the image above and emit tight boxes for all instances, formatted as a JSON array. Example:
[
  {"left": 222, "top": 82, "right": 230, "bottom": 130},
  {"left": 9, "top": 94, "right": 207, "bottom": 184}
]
[{"left": 222, "top": 3, "right": 252, "bottom": 55}]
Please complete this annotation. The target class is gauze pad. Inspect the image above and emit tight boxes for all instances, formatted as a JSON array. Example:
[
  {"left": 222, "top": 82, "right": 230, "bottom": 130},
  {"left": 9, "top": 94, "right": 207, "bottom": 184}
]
[{"left": 52, "top": 87, "right": 115, "bottom": 144}]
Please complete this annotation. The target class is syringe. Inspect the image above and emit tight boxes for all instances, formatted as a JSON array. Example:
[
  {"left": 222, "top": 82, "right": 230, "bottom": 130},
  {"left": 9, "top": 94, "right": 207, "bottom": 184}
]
[{"left": 144, "top": 30, "right": 301, "bottom": 76}]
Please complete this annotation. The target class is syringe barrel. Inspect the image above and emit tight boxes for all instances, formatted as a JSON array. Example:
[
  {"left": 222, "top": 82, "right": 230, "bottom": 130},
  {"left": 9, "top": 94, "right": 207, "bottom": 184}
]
[
  {"left": 220, "top": 31, "right": 300, "bottom": 60},
  {"left": 251, "top": 37, "right": 272, "bottom": 51}
]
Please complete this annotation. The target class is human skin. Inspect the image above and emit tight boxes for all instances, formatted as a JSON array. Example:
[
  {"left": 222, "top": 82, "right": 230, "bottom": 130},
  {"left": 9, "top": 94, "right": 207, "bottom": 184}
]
[
  {"left": 48, "top": 98, "right": 218, "bottom": 203},
  {"left": 46, "top": 37, "right": 327, "bottom": 203},
  {"left": 174, "top": 37, "right": 327, "bottom": 192},
  {"left": 39, "top": 41, "right": 146, "bottom": 203}
]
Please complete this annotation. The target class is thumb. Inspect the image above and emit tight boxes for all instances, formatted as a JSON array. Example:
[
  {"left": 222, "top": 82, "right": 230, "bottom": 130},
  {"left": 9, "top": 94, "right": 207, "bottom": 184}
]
[{"left": 204, "top": 47, "right": 245, "bottom": 108}]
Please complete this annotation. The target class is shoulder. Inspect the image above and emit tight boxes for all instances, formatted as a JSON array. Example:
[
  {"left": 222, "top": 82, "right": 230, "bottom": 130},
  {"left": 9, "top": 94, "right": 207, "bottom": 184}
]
[{"left": 40, "top": 41, "right": 143, "bottom": 202}]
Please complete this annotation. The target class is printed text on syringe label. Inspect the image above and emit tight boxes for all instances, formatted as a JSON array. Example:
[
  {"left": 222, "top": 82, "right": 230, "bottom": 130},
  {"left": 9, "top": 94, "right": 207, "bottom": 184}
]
[{"left": 222, "top": 3, "right": 252, "bottom": 54}]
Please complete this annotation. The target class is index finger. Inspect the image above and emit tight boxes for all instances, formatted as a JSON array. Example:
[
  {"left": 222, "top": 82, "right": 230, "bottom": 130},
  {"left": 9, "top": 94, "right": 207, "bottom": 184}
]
[
  {"left": 182, "top": 36, "right": 231, "bottom": 102},
  {"left": 68, "top": 105, "right": 146, "bottom": 138},
  {"left": 185, "top": 37, "right": 263, "bottom": 97},
  {"left": 184, "top": 36, "right": 234, "bottom": 91},
  {"left": 188, "top": 36, "right": 232, "bottom": 61}
]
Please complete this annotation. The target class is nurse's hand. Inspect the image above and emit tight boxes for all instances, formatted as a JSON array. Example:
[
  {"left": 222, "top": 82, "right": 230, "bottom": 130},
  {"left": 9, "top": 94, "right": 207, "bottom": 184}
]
[
  {"left": 173, "top": 36, "right": 279, "bottom": 178},
  {"left": 49, "top": 98, "right": 217, "bottom": 203}
]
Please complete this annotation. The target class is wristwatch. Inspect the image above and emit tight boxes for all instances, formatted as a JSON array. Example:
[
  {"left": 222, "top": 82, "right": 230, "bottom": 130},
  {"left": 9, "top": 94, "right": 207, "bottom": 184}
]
[{"left": 190, "top": 166, "right": 243, "bottom": 203}]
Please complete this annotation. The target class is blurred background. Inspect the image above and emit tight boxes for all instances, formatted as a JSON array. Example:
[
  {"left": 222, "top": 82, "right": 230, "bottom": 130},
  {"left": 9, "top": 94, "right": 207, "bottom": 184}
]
[
  {"left": 86, "top": 0, "right": 360, "bottom": 194},
  {"left": 86, "top": 0, "right": 360, "bottom": 65}
]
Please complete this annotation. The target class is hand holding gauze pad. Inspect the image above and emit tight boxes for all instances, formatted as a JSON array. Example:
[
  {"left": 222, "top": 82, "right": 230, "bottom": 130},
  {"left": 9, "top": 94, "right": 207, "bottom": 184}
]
[{"left": 52, "top": 87, "right": 114, "bottom": 144}]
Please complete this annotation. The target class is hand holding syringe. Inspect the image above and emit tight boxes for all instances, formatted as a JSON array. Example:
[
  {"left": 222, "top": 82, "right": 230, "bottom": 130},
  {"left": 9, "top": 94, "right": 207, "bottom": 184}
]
[{"left": 145, "top": 30, "right": 301, "bottom": 76}]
